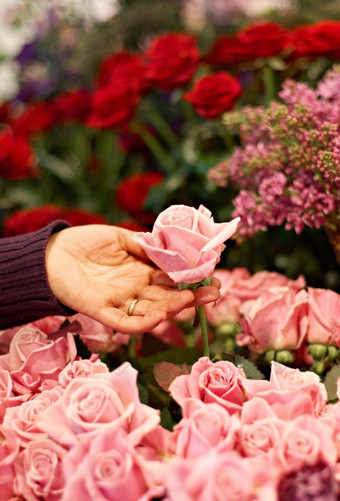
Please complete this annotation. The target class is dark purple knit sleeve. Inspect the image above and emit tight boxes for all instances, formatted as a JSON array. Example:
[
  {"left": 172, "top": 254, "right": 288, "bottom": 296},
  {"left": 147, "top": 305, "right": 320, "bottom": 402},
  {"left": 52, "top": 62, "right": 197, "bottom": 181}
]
[{"left": 0, "top": 220, "right": 76, "bottom": 329}]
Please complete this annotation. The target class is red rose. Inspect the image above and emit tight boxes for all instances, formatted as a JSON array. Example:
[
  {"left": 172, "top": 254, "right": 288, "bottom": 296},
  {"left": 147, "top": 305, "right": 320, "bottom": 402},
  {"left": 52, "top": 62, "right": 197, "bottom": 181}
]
[
  {"left": 86, "top": 84, "right": 140, "bottom": 129},
  {"left": 287, "top": 21, "right": 340, "bottom": 59},
  {"left": 237, "top": 22, "right": 289, "bottom": 59},
  {"left": 3, "top": 205, "right": 108, "bottom": 237},
  {"left": 115, "top": 171, "right": 164, "bottom": 225},
  {"left": 52, "top": 89, "right": 92, "bottom": 123},
  {"left": 62, "top": 208, "right": 107, "bottom": 226},
  {"left": 10, "top": 101, "right": 56, "bottom": 138},
  {"left": 184, "top": 72, "right": 242, "bottom": 119},
  {"left": 3, "top": 206, "right": 63, "bottom": 236},
  {"left": 0, "top": 130, "right": 36, "bottom": 180},
  {"left": 145, "top": 33, "right": 200, "bottom": 91},
  {"left": 95, "top": 51, "right": 149, "bottom": 93},
  {"left": 204, "top": 35, "right": 253, "bottom": 66}
]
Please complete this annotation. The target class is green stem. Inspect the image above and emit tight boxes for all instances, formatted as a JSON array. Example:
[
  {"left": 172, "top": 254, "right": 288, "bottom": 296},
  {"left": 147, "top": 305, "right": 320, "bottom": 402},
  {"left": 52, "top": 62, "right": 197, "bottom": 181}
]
[
  {"left": 198, "top": 305, "right": 210, "bottom": 358},
  {"left": 133, "top": 122, "right": 176, "bottom": 174},
  {"left": 143, "top": 106, "right": 179, "bottom": 148},
  {"left": 262, "top": 65, "right": 275, "bottom": 107}
]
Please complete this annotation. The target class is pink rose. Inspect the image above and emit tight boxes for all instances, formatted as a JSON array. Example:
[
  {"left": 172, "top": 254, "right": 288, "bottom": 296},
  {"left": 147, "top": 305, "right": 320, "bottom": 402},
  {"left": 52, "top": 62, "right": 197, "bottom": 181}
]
[
  {"left": 172, "top": 399, "right": 239, "bottom": 457},
  {"left": 3, "top": 387, "right": 63, "bottom": 447},
  {"left": 14, "top": 438, "right": 67, "bottom": 501},
  {"left": 237, "top": 287, "right": 309, "bottom": 353},
  {"left": 37, "top": 362, "right": 159, "bottom": 447},
  {"left": 169, "top": 357, "right": 248, "bottom": 414},
  {"left": 277, "top": 415, "right": 337, "bottom": 472},
  {"left": 62, "top": 429, "right": 164, "bottom": 501},
  {"left": 306, "top": 288, "right": 340, "bottom": 345},
  {"left": 0, "top": 426, "right": 18, "bottom": 500},
  {"left": 6, "top": 325, "right": 77, "bottom": 385},
  {"left": 165, "top": 450, "right": 273, "bottom": 501},
  {"left": 72, "top": 313, "right": 127, "bottom": 353},
  {"left": 58, "top": 357, "right": 109, "bottom": 387},
  {"left": 134, "top": 204, "right": 239, "bottom": 283},
  {"left": 0, "top": 369, "right": 29, "bottom": 420},
  {"left": 205, "top": 268, "right": 251, "bottom": 326}
]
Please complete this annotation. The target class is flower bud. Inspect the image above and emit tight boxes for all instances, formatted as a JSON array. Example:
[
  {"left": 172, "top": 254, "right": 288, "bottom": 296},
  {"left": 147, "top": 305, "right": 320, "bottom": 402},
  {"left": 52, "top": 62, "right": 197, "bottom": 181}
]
[
  {"left": 264, "top": 349, "right": 276, "bottom": 363},
  {"left": 308, "top": 343, "right": 328, "bottom": 361},
  {"left": 327, "top": 346, "right": 339, "bottom": 362},
  {"left": 275, "top": 350, "right": 295, "bottom": 364}
]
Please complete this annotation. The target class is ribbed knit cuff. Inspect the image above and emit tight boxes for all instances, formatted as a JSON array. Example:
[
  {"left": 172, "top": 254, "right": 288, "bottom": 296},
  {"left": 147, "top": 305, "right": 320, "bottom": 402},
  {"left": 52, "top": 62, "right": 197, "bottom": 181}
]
[{"left": 0, "top": 220, "right": 76, "bottom": 329}]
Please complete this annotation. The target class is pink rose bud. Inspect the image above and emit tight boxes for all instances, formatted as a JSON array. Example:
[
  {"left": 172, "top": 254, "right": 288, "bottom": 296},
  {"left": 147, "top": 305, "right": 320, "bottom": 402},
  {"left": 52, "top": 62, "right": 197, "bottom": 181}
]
[{"left": 134, "top": 204, "right": 239, "bottom": 283}]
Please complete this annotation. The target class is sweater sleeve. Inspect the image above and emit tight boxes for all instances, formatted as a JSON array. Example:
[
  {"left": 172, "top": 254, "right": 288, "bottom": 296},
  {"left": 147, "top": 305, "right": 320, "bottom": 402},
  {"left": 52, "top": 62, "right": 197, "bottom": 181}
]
[{"left": 0, "top": 220, "right": 76, "bottom": 329}]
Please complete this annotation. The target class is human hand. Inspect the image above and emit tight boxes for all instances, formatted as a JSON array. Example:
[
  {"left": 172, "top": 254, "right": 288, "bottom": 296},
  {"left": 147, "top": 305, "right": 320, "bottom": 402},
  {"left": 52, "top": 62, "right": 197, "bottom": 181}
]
[{"left": 46, "top": 225, "right": 221, "bottom": 334}]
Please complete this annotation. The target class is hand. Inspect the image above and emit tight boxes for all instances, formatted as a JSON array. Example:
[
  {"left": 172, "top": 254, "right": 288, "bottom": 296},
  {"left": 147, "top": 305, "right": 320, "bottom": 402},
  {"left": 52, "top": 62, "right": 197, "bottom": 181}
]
[{"left": 46, "top": 225, "right": 221, "bottom": 334}]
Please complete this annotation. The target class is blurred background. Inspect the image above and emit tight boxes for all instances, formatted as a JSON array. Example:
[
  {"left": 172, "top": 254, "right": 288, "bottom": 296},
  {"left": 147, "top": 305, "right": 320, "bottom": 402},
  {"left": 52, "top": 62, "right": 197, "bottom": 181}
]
[{"left": 0, "top": 0, "right": 339, "bottom": 291}]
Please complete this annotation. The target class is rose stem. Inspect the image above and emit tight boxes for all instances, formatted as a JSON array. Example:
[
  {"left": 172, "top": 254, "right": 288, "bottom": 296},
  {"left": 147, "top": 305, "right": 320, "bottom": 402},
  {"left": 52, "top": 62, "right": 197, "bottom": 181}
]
[{"left": 198, "top": 305, "right": 210, "bottom": 358}]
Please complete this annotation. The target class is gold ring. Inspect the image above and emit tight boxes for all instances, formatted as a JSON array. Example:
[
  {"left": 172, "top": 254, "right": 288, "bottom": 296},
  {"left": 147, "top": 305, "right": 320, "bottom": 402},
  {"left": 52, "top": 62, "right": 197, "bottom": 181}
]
[{"left": 127, "top": 299, "right": 138, "bottom": 316}]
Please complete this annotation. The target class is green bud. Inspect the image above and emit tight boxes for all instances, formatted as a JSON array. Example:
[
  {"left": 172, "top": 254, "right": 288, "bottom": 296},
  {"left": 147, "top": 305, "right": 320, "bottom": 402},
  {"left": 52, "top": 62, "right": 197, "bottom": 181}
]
[
  {"left": 275, "top": 350, "right": 295, "bottom": 364},
  {"left": 264, "top": 350, "right": 276, "bottom": 363},
  {"left": 308, "top": 343, "right": 328, "bottom": 361},
  {"left": 216, "top": 323, "right": 237, "bottom": 337},
  {"left": 327, "top": 346, "right": 339, "bottom": 362},
  {"left": 225, "top": 337, "right": 236, "bottom": 351}
]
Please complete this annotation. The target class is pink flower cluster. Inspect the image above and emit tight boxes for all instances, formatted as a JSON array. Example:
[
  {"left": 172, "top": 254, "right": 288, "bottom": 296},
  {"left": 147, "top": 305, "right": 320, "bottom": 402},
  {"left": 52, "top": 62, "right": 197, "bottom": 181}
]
[
  {"left": 1, "top": 311, "right": 340, "bottom": 500},
  {"left": 205, "top": 267, "right": 340, "bottom": 358},
  {"left": 209, "top": 66, "right": 340, "bottom": 238}
]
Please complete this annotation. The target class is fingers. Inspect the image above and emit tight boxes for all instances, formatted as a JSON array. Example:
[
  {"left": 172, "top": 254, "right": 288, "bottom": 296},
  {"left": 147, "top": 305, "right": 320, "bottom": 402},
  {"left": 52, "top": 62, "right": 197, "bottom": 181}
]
[
  {"left": 151, "top": 271, "right": 222, "bottom": 290},
  {"left": 95, "top": 307, "right": 167, "bottom": 335},
  {"left": 191, "top": 285, "right": 221, "bottom": 306}
]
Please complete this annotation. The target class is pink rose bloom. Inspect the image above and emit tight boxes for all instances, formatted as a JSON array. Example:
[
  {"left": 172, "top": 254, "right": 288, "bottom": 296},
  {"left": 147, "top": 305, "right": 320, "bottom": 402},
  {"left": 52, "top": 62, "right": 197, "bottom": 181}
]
[
  {"left": 277, "top": 415, "right": 337, "bottom": 473},
  {"left": 37, "top": 362, "right": 160, "bottom": 447},
  {"left": 205, "top": 268, "right": 251, "bottom": 326},
  {"left": 72, "top": 313, "right": 129, "bottom": 352},
  {"left": 58, "top": 357, "right": 109, "bottom": 387},
  {"left": 0, "top": 426, "right": 18, "bottom": 501},
  {"left": 62, "top": 429, "right": 164, "bottom": 501},
  {"left": 14, "top": 438, "right": 67, "bottom": 501},
  {"left": 306, "top": 288, "right": 340, "bottom": 345},
  {"left": 172, "top": 398, "right": 240, "bottom": 457},
  {"left": 3, "top": 387, "right": 63, "bottom": 447},
  {"left": 134, "top": 204, "right": 239, "bottom": 283},
  {"left": 3, "top": 326, "right": 77, "bottom": 391},
  {"left": 150, "top": 320, "right": 186, "bottom": 347},
  {"left": 169, "top": 357, "right": 248, "bottom": 414},
  {"left": 237, "top": 287, "right": 309, "bottom": 353},
  {"left": 0, "top": 369, "right": 29, "bottom": 420},
  {"left": 165, "top": 450, "right": 275, "bottom": 501},
  {"left": 239, "top": 413, "right": 287, "bottom": 459}
]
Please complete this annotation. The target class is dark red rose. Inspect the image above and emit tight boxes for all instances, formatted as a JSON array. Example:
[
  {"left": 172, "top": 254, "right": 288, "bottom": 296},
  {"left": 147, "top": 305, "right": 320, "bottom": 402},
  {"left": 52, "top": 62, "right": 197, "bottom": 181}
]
[
  {"left": 10, "top": 101, "right": 56, "bottom": 138},
  {"left": 86, "top": 84, "right": 140, "bottom": 129},
  {"left": 3, "top": 205, "right": 107, "bottom": 237},
  {"left": 237, "top": 22, "right": 289, "bottom": 59},
  {"left": 115, "top": 171, "right": 164, "bottom": 225},
  {"left": 184, "top": 72, "right": 242, "bottom": 119},
  {"left": 0, "top": 130, "right": 36, "bottom": 180},
  {"left": 287, "top": 21, "right": 340, "bottom": 59},
  {"left": 0, "top": 103, "right": 10, "bottom": 124},
  {"left": 62, "top": 208, "right": 107, "bottom": 226},
  {"left": 203, "top": 35, "right": 254, "bottom": 66},
  {"left": 145, "top": 33, "right": 200, "bottom": 91},
  {"left": 96, "top": 51, "right": 149, "bottom": 93},
  {"left": 52, "top": 89, "right": 92, "bottom": 123},
  {"left": 3, "top": 205, "right": 63, "bottom": 236}
]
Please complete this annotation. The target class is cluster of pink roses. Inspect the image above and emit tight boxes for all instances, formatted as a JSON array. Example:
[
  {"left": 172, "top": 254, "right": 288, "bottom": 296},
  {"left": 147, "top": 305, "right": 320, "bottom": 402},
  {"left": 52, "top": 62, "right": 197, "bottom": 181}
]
[
  {"left": 206, "top": 267, "right": 340, "bottom": 361},
  {"left": 0, "top": 313, "right": 340, "bottom": 500}
]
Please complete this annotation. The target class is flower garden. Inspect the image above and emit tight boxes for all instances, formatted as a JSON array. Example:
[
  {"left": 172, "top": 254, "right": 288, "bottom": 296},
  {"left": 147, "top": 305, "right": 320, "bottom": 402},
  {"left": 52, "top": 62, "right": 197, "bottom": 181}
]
[{"left": 0, "top": 1, "right": 340, "bottom": 499}]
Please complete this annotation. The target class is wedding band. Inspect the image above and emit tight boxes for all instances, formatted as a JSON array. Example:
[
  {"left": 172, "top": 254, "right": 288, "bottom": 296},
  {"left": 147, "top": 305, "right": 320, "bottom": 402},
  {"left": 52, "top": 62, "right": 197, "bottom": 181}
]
[{"left": 127, "top": 299, "right": 138, "bottom": 316}]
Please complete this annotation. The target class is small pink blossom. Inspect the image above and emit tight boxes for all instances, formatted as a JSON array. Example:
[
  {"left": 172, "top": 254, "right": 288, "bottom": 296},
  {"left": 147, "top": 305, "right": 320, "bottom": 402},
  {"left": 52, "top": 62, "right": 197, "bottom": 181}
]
[{"left": 134, "top": 204, "right": 239, "bottom": 283}]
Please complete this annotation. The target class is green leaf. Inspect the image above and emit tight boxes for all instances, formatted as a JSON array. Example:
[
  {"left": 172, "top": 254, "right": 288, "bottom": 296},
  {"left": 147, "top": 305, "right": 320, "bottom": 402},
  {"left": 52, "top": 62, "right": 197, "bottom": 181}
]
[
  {"left": 153, "top": 361, "right": 190, "bottom": 392},
  {"left": 160, "top": 407, "right": 176, "bottom": 431},
  {"left": 324, "top": 364, "right": 340, "bottom": 402},
  {"left": 137, "top": 381, "right": 149, "bottom": 404},
  {"left": 234, "top": 355, "right": 265, "bottom": 380},
  {"left": 37, "top": 150, "right": 76, "bottom": 183}
]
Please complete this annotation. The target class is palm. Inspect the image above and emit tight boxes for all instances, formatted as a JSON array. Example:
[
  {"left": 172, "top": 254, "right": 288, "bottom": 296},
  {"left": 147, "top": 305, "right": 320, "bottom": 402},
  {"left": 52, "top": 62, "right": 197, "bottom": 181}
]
[{"left": 46, "top": 225, "right": 220, "bottom": 333}]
